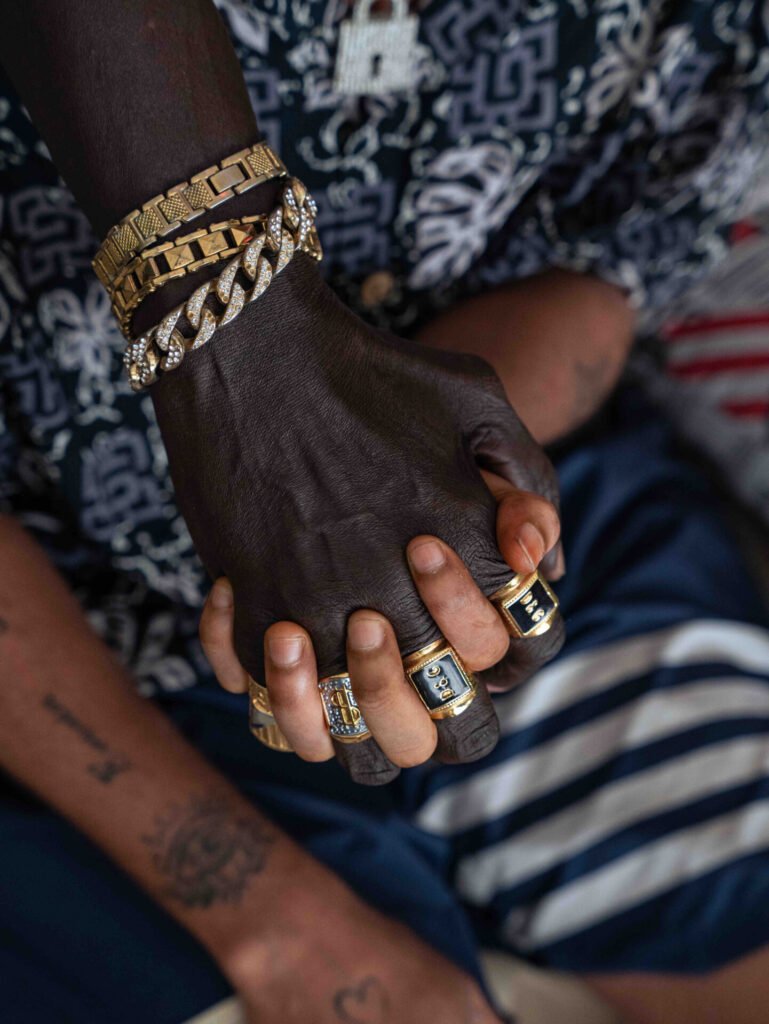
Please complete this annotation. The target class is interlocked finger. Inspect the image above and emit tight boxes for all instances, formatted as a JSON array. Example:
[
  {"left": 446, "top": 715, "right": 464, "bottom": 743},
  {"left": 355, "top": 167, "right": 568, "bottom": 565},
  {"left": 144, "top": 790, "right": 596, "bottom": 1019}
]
[
  {"left": 346, "top": 612, "right": 437, "bottom": 768},
  {"left": 263, "top": 622, "right": 335, "bottom": 762}
]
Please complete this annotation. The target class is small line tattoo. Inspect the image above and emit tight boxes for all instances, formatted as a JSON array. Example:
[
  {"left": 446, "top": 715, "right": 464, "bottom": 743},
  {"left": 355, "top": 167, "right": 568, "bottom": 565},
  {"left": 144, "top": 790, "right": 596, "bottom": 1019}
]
[
  {"left": 333, "top": 976, "right": 389, "bottom": 1024},
  {"left": 41, "top": 693, "right": 131, "bottom": 783},
  {"left": 142, "top": 794, "right": 274, "bottom": 908},
  {"left": 0, "top": 616, "right": 8, "bottom": 635},
  {"left": 87, "top": 756, "right": 132, "bottom": 784}
]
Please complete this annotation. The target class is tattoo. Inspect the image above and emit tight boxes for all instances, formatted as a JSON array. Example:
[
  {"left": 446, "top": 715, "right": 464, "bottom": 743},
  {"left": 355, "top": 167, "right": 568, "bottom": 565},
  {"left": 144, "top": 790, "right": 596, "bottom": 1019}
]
[
  {"left": 41, "top": 693, "right": 131, "bottom": 784},
  {"left": 142, "top": 794, "right": 274, "bottom": 909},
  {"left": 0, "top": 616, "right": 7, "bottom": 635},
  {"left": 333, "top": 976, "right": 389, "bottom": 1024}
]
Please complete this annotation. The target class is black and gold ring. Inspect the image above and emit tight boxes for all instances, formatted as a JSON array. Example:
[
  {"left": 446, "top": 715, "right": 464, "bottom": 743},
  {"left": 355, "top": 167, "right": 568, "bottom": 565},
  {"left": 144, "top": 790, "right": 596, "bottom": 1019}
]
[
  {"left": 318, "top": 673, "right": 372, "bottom": 744},
  {"left": 490, "top": 570, "right": 559, "bottom": 638},
  {"left": 403, "top": 639, "right": 477, "bottom": 720},
  {"left": 248, "top": 677, "right": 293, "bottom": 753}
]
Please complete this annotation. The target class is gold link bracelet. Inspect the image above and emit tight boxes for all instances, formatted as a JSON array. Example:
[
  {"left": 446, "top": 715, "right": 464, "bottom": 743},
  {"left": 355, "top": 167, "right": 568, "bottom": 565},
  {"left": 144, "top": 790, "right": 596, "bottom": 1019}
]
[
  {"left": 108, "top": 216, "right": 266, "bottom": 338},
  {"left": 123, "top": 177, "right": 322, "bottom": 391},
  {"left": 92, "top": 141, "right": 287, "bottom": 289}
]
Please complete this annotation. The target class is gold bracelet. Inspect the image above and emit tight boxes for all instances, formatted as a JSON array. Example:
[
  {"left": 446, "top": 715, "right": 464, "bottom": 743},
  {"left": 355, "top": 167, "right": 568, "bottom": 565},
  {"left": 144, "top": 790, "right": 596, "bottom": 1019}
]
[
  {"left": 93, "top": 141, "right": 286, "bottom": 289},
  {"left": 109, "top": 216, "right": 265, "bottom": 338},
  {"left": 248, "top": 678, "right": 293, "bottom": 753},
  {"left": 124, "top": 178, "right": 322, "bottom": 391}
]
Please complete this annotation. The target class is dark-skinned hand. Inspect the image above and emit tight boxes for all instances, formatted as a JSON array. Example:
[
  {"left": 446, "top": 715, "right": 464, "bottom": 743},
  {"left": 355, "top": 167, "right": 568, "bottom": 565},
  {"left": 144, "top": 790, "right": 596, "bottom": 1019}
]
[
  {"left": 201, "top": 469, "right": 565, "bottom": 777},
  {"left": 153, "top": 256, "right": 565, "bottom": 784}
]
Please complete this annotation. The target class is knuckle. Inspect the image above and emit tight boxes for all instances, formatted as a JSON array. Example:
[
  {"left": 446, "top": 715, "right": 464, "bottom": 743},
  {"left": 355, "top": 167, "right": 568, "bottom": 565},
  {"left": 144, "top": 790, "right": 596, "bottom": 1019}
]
[
  {"left": 428, "top": 583, "right": 474, "bottom": 620},
  {"left": 349, "top": 768, "right": 400, "bottom": 787},
  {"left": 436, "top": 695, "right": 500, "bottom": 763},
  {"left": 199, "top": 629, "right": 221, "bottom": 653},
  {"left": 356, "top": 681, "right": 402, "bottom": 716},
  {"left": 480, "top": 615, "right": 566, "bottom": 688}
]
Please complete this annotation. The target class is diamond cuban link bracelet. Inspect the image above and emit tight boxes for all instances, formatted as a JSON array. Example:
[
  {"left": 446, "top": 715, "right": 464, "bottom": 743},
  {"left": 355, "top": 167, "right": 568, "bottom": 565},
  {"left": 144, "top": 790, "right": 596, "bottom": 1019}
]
[
  {"left": 123, "top": 177, "right": 322, "bottom": 391},
  {"left": 109, "top": 216, "right": 267, "bottom": 339}
]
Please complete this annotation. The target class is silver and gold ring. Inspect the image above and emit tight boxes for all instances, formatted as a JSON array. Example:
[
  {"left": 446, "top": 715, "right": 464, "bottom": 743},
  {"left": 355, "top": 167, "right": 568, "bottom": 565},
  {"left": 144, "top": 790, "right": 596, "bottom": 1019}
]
[
  {"left": 403, "top": 639, "right": 477, "bottom": 720},
  {"left": 318, "top": 673, "right": 372, "bottom": 744},
  {"left": 490, "top": 570, "right": 559, "bottom": 638}
]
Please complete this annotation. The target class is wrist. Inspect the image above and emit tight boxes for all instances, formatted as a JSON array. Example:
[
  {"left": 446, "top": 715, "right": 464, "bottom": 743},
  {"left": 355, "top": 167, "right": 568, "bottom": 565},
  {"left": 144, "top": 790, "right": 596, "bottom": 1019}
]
[
  {"left": 213, "top": 846, "right": 360, "bottom": 986},
  {"left": 147, "top": 251, "right": 330, "bottom": 408}
]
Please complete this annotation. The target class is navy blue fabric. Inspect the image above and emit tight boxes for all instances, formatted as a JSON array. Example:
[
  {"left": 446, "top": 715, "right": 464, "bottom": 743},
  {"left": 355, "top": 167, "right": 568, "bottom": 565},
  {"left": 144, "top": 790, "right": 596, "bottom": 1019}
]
[
  {"left": 3, "top": 388, "right": 769, "bottom": 1021},
  {"left": 0, "top": 693, "right": 480, "bottom": 1024},
  {"left": 555, "top": 389, "right": 767, "bottom": 650}
]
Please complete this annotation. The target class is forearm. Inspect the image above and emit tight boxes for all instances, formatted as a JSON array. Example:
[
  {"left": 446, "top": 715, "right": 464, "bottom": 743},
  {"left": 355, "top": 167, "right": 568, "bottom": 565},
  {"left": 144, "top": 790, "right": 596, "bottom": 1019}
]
[
  {"left": 0, "top": 0, "right": 261, "bottom": 235},
  {"left": 0, "top": 0, "right": 285, "bottom": 330},
  {"left": 0, "top": 515, "right": 312, "bottom": 973},
  {"left": 417, "top": 269, "right": 635, "bottom": 445}
]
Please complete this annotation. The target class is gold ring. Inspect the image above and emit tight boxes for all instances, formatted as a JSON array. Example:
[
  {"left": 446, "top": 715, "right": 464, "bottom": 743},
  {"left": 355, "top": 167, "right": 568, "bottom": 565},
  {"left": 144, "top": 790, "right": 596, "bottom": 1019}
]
[
  {"left": 490, "top": 570, "right": 559, "bottom": 638},
  {"left": 248, "top": 678, "right": 293, "bottom": 753},
  {"left": 318, "top": 673, "right": 372, "bottom": 744},
  {"left": 403, "top": 639, "right": 477, "bottom": 720}
]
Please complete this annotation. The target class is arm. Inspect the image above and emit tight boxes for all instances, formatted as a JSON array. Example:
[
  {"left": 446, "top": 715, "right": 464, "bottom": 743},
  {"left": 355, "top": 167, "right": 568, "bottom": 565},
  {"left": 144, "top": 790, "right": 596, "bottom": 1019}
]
[
  {"left": 0, "top": 0, "right": 565, "bottom": 782},
  {"left": 0, "top": 0, "right": 279, "bottom": 329},
  {"left": 417, "top": 269, "right": 635, "bottom": 446},
  {"left": 0, "top": 1, "right": 268, "bottom": 237},
  {"left": 0, "top": 514, "right": 502, "bottom": 1023},
  {"left": 0, "top": 511, "right": 296, "bottom": 969}
]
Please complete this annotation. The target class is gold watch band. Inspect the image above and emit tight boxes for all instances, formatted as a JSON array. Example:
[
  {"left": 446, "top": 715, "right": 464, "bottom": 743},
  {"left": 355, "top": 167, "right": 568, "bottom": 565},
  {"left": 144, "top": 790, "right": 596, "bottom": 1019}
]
[
  {"left": 93, "top": 141, "right": 287, "bottom": 289},
  {"left": 108, "top": 216, "right": 265, "bottom": 338},
  {"left": 124, "top": 177, "right": 322, "bottom": 391}
]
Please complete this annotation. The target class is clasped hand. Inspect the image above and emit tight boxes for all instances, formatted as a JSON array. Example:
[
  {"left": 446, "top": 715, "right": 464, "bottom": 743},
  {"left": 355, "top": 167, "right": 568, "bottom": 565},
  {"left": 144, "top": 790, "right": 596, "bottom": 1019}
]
[{"left": 151, "top": 259, "right": 565, "bottom": 782}]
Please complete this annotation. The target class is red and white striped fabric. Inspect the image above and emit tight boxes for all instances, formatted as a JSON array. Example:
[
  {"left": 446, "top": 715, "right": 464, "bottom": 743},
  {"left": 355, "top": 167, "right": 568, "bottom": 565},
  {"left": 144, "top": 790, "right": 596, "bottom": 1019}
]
[{"left": 653, "top": 220, "right": 769, "bottom": 523}]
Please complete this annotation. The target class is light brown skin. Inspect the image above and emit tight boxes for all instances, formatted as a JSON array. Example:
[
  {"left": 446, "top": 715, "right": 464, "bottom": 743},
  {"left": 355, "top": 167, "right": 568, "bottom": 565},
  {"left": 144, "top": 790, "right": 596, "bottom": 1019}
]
[
  {"left": 0, "top": 515, "right": 501, "bottom": 1024},
  {"left": 417, "top": 267, "right": 636, "bottom": 447}
]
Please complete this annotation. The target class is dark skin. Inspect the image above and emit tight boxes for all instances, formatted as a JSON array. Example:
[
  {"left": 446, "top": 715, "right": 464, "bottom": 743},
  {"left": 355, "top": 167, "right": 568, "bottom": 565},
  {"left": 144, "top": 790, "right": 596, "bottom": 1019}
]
[{"left": 0, "top": 0, "right": 564, "bottom": 784}]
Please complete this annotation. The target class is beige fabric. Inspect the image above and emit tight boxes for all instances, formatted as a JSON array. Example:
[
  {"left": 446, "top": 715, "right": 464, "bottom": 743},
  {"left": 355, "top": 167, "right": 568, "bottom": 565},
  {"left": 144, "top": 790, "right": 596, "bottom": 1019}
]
[
  {"left": 481, "top": 951, "right": 624, "bottom": 1024},
  {"left": 184, "top": 998, "right": 243, "bottom": 1024}
]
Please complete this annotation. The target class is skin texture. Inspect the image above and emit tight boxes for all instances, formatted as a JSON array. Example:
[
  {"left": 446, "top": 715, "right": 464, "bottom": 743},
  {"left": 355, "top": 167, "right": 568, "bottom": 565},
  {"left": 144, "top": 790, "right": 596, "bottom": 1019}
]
[
  {"left": 0, "top": 514, "right": 504, "bottom": 1024},
  {"left": 2, "top": 263, "right": 768, "bottom": 1020},
  {"left": 197, "top": 268, "right": 631, "bottom": 776},
  {"left": 0, "top": 0, "right": 564, "bottom": 780},
  {"left": 201, "top": 471, "right": 562, "bottom": 771},
  {"left": 152, "top": 255, "right": 564, "bottom": 782}
]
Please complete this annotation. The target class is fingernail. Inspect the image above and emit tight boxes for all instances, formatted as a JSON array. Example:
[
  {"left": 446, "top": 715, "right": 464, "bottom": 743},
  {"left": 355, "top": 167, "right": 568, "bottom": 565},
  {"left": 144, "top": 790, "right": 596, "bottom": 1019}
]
[
  {"left": 268, "top": 635, "right": 304, "bottom": 668},
  {"left": 409, "top": 540, "right": 446, "bottom": 574},
  {"left": 515, "top": 523, "right": 546, "bottom": 572},
  {"left": 348, "top": 616, "right": 384, "bottom": 651},
  {"left": 211, "top": 579, "right": 234, "bottom": 609}
]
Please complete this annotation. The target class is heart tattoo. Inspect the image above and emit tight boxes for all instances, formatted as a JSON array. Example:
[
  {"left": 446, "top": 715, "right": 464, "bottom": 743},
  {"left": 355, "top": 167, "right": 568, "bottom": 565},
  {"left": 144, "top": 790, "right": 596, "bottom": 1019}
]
[{"left": 333, "top": 976, "right": 390, "bottom": 1024}]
